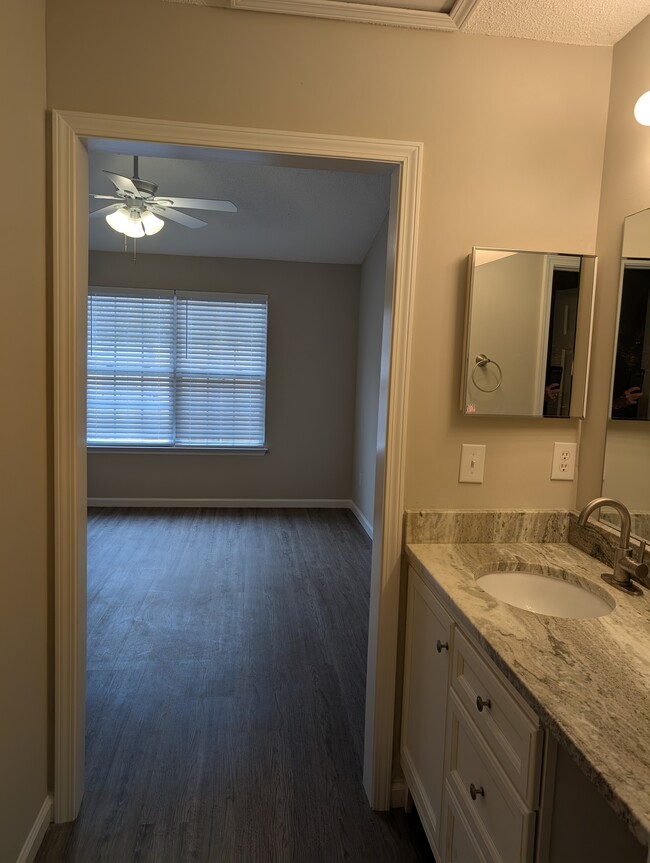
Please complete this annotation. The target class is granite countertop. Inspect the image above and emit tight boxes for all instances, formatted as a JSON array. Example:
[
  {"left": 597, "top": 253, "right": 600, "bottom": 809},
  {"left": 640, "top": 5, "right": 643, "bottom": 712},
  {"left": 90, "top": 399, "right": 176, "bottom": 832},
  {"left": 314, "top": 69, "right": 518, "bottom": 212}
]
[{"left": 405, "top": 540, "right": 650, "bottom": 846}]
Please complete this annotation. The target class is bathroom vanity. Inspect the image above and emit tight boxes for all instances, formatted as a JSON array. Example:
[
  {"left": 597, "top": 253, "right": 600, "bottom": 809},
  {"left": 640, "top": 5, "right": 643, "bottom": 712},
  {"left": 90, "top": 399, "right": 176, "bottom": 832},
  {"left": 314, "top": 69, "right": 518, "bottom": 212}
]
[{"left": 401, "top": 531, "right": 650, "bottom": 863}]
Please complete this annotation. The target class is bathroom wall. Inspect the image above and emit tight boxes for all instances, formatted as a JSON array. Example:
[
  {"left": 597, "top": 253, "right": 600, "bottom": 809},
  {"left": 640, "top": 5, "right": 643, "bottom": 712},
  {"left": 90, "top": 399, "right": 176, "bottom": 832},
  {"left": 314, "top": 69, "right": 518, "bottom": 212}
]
[
  {"left": 0, "top": 1, "right": 49, "bottom": 860},
  {"left": 579, "top": 12, "right": 650, "bottom": 506},
  {"left": 87, "top": 251, "right": 360, "bottom": 502},
  {"left": 46, "top": 0, "right": 613, "bottom": 512}
]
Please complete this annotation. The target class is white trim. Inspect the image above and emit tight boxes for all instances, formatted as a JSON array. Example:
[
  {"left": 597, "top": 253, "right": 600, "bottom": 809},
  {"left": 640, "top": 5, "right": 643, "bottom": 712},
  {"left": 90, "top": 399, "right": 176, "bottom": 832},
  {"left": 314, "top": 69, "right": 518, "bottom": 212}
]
[
  {"left": 349, "top": 500, "right": 374, "bottom": 538},
  {"left": 229, "top": 0, "right": 481, "bottom": 31},
  {"left": 52, "top": 110, "right": 421, "bottom": 816},
  {"left": 88, "top": 497, "right": 353, "bottom": 508},
  {"left": 16, "top": 795, "right": 53, "bottom": 863},
  {"left": 52, "top": 113, "right": 87, "bottom": 824}
]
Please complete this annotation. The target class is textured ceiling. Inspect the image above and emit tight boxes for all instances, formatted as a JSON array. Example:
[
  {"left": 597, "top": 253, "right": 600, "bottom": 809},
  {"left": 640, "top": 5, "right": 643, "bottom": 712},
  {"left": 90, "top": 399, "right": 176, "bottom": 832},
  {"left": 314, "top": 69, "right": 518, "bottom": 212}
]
[
  {"left": 464, "top": 0, "right": 650, "bottom": 46},
  {"left": 164, "top": 0, "right": 650, "bottom": 44},
  {"left": 88, "top": 145, "right": 392, "bottom": 265}
]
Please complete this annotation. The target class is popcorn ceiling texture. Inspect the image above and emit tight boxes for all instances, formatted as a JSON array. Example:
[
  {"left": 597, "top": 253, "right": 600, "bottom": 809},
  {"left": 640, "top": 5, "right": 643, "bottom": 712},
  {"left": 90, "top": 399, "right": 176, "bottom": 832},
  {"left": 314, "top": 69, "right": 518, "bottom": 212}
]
[
  {"left": 163, "top": 0, "right": 650, "bottom": 45},
  {"left": 463, "top": 0, "right": 650, "bottom": 46}
]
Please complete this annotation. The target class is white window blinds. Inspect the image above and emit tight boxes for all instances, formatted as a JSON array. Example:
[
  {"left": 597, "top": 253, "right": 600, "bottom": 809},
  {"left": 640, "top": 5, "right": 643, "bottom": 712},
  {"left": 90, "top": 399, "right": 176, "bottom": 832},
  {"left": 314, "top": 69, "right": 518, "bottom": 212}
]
[{"left": 87, "top": 289, "right": 268, "bottom": 448}]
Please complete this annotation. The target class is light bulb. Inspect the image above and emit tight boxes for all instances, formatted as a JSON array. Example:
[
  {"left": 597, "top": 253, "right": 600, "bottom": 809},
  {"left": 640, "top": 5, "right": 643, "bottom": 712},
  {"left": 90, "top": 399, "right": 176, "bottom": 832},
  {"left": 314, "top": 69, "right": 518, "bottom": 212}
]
[
  {"left": 140, "top": 210, "right": 165, "bottom": 236},
  {"left": 634, "top": 91, "right": 650, "bottom": 126},
  {"left": 106, "top": 206, "right": 144, "bottom": 238}
]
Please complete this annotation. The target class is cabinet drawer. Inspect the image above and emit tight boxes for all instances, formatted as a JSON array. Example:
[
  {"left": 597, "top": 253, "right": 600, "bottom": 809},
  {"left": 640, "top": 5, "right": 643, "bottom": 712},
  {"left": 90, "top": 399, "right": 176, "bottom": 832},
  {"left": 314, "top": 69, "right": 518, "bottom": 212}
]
[
  {"left": 446, "top": 690, "right": 536, "bottom": 863},
  {"left": 450, "top": 628, "right": 542, "bottom": 806},
  {"left": 443, "top": 784, "right": 489, "bottom": 863}
]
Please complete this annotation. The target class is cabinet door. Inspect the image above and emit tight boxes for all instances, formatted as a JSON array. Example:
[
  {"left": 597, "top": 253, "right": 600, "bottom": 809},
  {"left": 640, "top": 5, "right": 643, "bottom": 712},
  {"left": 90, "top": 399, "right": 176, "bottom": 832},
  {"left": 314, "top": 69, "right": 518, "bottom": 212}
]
[
  {"left": 401, "top": 566, "right": 453, "bottom": 858},
  {"left": 444, "top": 783, "right": 488, "bottom": 863}
]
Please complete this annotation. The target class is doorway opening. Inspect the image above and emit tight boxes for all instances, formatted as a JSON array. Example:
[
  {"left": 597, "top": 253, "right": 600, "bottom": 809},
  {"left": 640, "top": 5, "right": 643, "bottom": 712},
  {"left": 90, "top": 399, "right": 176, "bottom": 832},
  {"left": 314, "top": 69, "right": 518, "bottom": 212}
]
[{"left": 51, "top": 110, "right": 422, "bottom": 824}]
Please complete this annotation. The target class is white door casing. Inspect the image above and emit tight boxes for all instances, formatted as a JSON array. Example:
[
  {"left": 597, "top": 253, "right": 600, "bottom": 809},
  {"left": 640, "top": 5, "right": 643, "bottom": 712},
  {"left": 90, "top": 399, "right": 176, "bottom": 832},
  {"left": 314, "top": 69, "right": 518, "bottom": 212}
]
[{"left": 51, "top": 109, "right": 422, "bottom": 820}]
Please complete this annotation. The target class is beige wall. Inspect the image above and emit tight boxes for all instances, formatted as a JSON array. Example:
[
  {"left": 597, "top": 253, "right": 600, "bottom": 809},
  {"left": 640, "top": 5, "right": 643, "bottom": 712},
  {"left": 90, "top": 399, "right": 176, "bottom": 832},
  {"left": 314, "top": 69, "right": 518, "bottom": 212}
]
[
  {"left": 0, "top": 0, "right": 49, "bottom": 859},
  {"left": 352, "top": 218, "right": 389, "bottom": 528},
  {"left": 579, "top": 14, "right": 650, "bottom": 507},
  {"left": 46, "top": 0, "right": 613, "bottom": 512},
  {"left": 87, "top": 252, "right": 360, "bottom": 501}
]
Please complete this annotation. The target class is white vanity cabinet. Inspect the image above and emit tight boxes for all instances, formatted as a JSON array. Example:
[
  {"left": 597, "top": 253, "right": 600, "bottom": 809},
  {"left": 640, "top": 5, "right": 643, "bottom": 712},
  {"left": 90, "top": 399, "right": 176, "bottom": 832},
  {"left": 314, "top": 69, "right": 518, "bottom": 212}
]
[
  {"left": 443, "top": 631, "right": 542, "bottom": 863},
  {"left": 400, "top": 564, "right": 454, "bottom": 859},
  {"left": 401, "top": 565, "right": 543, "bottom": 863},
  {"left": 402, "top": 550, "right": 650, "bottom": 863}
]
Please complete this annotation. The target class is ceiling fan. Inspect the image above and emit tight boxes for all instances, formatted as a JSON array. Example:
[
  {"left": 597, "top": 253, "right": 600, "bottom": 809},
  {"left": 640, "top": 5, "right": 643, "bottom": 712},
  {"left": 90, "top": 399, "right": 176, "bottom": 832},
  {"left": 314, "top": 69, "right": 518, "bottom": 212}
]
[{"left": 89, "top": 156, "right": 237, "bottom": 238}]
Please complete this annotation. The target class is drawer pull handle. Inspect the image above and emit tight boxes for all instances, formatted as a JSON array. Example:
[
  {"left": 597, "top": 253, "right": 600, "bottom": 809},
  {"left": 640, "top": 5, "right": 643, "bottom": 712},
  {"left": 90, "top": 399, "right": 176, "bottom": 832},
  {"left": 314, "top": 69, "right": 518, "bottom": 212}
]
[
  {"left": 436, "top": 640, "right": 449, "bottom": 653},
  {"left": 469, "top": 783, "right": 485, "bottom": 801},
  {"left": 476, "top": 695, "right": 491, "bottom": 712}
]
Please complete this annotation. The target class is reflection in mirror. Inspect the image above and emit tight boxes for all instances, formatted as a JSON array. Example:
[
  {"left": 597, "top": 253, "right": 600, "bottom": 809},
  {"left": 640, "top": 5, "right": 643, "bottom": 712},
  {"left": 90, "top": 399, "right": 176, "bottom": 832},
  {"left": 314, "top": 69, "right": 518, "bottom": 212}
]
[
  {"left": 603, "top": 209, "right": 650, "bottom": 542},
  {"left": 461, "top": 248, "right": 596, "bottom": 417}
]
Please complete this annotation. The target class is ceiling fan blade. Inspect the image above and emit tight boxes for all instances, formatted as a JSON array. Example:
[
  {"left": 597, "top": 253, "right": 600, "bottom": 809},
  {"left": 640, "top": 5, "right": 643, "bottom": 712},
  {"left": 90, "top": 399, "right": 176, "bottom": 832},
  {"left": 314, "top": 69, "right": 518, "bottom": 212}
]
[
  {"left": 103, "top": 171, "right": 142, "bottom": 198},
  {"left": 89, "top": 204, "right": 122, "bottom": 218},
  {"left": 154, "top": 207, "right": 207, "bottom": 229},
  {"left": 153, "top": 196, "right": 237, "bottom": 213},
  {"left": 90, "top": 194, "right": 123, "bottom": 201}
]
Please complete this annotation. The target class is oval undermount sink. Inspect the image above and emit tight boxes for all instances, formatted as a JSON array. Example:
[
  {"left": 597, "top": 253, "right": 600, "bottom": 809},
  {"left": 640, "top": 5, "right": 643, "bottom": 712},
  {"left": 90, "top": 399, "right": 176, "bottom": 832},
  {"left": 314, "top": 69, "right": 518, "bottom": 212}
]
[{"left": 476, "top": 565, "right": 615, "bottom": 619}]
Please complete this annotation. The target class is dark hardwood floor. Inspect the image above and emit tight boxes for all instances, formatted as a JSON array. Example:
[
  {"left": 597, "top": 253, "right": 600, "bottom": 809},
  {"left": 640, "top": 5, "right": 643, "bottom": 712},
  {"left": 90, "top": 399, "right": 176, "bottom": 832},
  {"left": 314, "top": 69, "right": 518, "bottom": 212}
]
[{"left": 36, "top": 507, "right": 433, "bottom": 862}]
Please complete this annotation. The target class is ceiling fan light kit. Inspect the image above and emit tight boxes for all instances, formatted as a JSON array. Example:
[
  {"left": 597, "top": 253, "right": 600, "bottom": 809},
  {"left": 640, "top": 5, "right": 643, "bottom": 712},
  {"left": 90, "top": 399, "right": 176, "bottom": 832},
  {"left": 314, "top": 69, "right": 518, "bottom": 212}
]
[{"left": 105, "top": 206, "right": 165, "bottom": 238}]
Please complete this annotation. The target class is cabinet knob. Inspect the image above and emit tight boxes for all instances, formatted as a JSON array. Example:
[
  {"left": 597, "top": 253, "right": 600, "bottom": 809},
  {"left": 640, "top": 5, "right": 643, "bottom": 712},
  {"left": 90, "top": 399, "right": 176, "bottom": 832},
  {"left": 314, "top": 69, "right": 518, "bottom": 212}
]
[
  {"left": 469, "top": 783, "right": 485, "bottom": 801},
  {"left": 476, "top": 695, "right": 491, "bottom": 712},
  {"left": 436, "top": 640, "right": 449, "bottom": 653}
]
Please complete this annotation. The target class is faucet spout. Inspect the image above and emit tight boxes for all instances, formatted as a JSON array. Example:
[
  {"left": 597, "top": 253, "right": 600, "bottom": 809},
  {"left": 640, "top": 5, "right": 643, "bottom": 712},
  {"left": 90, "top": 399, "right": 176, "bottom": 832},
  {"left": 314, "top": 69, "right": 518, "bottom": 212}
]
[
  {"left": 577, "top": 497, "right": 645, "bottom": 595},
  {"left": 577, "top": 496, "right": 631, "bottom": 550}
]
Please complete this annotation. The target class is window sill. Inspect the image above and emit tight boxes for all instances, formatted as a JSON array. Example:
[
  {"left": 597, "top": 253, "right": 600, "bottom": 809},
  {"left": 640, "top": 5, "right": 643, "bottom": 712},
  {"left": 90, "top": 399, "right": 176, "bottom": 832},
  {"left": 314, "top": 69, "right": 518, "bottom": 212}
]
[{"left": 87, "top": 446, "right": 269, "bottom": 455}]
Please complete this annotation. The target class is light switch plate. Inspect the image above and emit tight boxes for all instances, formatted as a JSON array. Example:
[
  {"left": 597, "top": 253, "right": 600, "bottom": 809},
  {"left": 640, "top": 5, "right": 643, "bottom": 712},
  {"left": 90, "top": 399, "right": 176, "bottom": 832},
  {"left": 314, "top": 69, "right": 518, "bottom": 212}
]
[{"left": 459, "top": 444, "right": 486, "bottom": 483}]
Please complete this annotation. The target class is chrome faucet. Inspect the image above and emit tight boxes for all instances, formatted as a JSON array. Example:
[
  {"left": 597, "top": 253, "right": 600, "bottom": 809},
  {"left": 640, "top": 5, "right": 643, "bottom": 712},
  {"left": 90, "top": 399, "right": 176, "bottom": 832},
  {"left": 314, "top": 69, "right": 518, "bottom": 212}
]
[{"left": 577, "top": 497, "right": 648, "bottom": 595}]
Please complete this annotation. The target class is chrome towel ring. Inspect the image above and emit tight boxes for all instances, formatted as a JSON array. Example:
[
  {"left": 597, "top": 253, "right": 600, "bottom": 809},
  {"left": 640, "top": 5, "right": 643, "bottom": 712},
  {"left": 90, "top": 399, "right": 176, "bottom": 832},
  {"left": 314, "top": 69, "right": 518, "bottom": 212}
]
[{"left": 471, "top": 354, "right": 503, "bottom": 393}]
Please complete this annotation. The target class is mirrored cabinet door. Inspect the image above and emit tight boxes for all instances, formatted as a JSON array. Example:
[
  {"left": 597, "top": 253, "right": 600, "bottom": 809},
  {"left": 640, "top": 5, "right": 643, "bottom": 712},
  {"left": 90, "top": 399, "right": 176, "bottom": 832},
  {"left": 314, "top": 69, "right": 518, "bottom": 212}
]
[
  {"left": 461, "top": 248, "right": 596, "bottom": 418},
  {"left": 603, "top": 209, "right": 650, "bottom": 542}
]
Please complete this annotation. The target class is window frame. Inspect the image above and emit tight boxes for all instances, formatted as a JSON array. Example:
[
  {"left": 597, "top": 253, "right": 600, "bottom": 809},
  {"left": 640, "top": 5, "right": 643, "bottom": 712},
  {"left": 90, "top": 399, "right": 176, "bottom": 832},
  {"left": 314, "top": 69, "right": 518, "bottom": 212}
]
[{"left": 86, "top": 286, "right": 269, "bottom": 453}]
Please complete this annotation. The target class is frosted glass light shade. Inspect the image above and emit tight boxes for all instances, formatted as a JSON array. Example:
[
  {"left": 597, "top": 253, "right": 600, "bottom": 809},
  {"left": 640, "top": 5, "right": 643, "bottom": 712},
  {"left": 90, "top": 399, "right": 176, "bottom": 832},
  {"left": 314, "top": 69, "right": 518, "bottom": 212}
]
[
  {"left": 106, "top": 207, "right": 144, "bottom": 238},
  {"left": 140, "top": 210, "right": 164, "bottom": 236},
  {"left": 634, "top": 91, "right": 650, "bottom": 126}
]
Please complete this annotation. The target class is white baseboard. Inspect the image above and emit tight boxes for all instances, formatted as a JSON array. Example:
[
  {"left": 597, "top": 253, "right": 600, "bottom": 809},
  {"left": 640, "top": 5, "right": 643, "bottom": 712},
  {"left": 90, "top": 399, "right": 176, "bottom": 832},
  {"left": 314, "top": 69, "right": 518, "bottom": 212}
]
[
  {"left": 16, "top": 795, "right": 52, "bottom": 863},
  {"left": 87, "top": 497, "right": 353, "bottom": 509},
  {"left": 348, "top": 501, "right": 373, "bottom": 539}
]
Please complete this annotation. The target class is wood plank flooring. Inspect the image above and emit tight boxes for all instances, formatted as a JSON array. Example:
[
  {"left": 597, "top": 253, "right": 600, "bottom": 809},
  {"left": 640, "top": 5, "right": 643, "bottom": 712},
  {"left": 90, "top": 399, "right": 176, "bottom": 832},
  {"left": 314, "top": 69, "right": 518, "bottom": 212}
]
[{"left": 36, "top": 508, "right": 433, "bottom": 862}]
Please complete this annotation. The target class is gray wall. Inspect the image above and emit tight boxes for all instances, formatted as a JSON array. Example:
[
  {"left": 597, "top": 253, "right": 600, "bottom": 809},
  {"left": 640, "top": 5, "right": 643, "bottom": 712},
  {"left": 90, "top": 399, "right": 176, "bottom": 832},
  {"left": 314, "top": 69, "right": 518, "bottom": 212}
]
[
  {"left": 87, "top": 252, "right": 360, "bottom": 502},
  {"left": 352, "top": 218, "right": 389, "bottom": 530}
]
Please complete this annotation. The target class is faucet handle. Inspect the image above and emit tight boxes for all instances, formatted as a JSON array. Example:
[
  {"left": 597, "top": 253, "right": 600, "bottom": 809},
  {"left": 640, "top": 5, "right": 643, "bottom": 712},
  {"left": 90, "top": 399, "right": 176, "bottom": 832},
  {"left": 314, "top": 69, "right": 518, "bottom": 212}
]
[{"left": 638, "top": 540, "right": 647, "bottom": 563}]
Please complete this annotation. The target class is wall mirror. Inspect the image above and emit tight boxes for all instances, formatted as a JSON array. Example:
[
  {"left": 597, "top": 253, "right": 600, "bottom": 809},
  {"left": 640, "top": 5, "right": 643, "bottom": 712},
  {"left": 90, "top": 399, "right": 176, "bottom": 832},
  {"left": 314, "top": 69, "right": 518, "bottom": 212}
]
[
  {"left": 602, "top": 208, "right": 650, "bottom": 541},
  {"left": 461, "top": 248, "right": 597, "bottom": 417}
]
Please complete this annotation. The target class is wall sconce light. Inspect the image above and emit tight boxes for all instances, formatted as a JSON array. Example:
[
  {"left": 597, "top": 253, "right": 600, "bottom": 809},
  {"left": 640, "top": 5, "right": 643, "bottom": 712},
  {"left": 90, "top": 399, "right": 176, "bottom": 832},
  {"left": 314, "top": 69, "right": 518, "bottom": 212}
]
[
  {"left": 634, "top": 91, "right": 650, "bottom": 126},
  {"left": 106, "top": 206, "right": 165, "bottom": 238}
]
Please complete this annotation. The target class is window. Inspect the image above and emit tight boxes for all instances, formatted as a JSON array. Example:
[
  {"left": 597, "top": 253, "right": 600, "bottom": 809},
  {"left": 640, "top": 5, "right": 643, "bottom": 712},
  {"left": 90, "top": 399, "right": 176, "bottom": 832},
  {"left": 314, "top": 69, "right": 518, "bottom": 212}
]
[{"left": 87, "top": 289, "right": 267, "bottom": 448}]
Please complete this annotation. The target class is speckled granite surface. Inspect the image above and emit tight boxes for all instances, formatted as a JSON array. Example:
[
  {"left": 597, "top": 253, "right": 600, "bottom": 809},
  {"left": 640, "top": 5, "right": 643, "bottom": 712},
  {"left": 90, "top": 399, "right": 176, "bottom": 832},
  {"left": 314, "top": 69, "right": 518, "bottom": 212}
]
[
  {"left": 404, "top": 509, "right": 569, "bottom": 544},
  {"left": 405, "top": 540, "right": 650, "bottom": 846}
]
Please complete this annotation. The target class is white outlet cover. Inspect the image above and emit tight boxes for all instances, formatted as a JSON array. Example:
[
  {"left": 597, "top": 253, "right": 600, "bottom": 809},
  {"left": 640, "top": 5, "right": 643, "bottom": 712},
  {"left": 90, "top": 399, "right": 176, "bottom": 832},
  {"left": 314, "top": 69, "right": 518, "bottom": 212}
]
[{"left": 551, "top": 441, "right": 577, "bottom": 481}]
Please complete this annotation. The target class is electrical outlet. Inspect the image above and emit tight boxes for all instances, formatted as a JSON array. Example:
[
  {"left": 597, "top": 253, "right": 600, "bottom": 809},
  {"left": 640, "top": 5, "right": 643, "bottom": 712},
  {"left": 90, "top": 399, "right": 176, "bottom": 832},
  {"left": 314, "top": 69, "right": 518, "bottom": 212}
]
[
  {"left": 459, "top": 444, "right": 486, "bottom": 483},
  {"left": 551, "top": 442, "right": 577, "bottom": 480}
]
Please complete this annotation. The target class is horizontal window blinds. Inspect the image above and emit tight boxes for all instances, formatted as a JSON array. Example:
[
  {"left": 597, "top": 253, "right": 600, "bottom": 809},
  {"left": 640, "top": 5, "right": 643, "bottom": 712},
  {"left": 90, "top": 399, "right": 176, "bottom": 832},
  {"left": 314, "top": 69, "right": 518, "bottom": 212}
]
[{"left": 87, "top": 290, "right": 267, "bottom": 448}]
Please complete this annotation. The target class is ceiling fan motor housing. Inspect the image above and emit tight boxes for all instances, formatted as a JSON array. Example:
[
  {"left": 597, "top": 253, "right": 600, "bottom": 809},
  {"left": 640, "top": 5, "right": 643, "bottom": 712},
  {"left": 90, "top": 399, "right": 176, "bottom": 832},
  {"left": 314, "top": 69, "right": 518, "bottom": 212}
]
[{"left": 131, "top": 178, "right": 158, "bottom": 198}]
